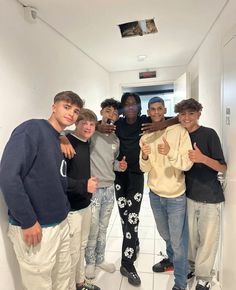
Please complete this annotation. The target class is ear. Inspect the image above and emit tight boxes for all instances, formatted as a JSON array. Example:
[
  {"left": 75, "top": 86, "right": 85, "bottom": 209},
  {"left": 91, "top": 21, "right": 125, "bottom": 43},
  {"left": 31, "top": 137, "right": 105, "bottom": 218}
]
[
  {"left": 164, "top": 107, "right": 167, "bottom": 114},
  {"left": 100, "top": 109, "right": 103, "bottom": 116},
  {"left": 197, "top": 112, "right": 201, "bottom": 119},
  {"left": 52, "top": 103, "right": 56, "bottom": 113},
  {"left": 147, "top": 109, "right": 150, "bottom": 116}
]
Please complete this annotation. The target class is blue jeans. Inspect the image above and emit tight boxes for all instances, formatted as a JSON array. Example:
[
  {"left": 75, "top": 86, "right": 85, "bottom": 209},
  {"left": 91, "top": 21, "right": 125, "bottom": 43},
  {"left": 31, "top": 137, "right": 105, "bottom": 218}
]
[
  {"left": 85, "top": 185, "right": 114, "bottom": 265},
  {"left": 149, "top": 191, "right": 188, "bottom": 289}
]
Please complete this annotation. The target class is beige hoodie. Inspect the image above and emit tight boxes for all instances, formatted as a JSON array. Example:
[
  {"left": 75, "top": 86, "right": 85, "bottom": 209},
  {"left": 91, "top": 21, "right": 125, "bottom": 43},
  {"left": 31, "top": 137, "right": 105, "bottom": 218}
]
[{"left": 139, "top": 124, "right": 193, "bottom": 198}]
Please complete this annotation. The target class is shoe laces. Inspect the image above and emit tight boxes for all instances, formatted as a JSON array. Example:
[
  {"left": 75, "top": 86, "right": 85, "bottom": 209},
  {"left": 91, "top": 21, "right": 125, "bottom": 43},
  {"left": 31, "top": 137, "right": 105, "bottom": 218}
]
[
  {"left": 83, "top": 281, "right": 95, "bottom": 290},
  {"left": 198, "top": 280, "right": 211, "bottom": 288}
]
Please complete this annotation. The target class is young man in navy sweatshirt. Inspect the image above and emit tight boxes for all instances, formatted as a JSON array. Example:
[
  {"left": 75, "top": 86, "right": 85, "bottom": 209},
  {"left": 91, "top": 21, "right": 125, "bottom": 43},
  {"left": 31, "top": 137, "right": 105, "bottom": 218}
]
[{"left": 0, "top": 91, "right": 83, "bottom": 290}]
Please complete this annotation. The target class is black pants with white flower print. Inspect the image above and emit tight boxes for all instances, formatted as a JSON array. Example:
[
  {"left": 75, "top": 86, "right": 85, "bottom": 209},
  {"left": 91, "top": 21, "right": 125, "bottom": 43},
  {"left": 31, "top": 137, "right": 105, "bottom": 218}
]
[{"left": 115, "top": 171, "right": 144, "bottom": 267}]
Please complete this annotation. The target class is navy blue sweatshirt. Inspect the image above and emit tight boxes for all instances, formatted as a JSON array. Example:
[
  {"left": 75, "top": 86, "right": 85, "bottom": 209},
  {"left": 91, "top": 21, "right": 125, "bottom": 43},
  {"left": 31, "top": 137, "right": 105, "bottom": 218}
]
[{"left": 0, "top": 119, "right": 69, "bottom": 229}]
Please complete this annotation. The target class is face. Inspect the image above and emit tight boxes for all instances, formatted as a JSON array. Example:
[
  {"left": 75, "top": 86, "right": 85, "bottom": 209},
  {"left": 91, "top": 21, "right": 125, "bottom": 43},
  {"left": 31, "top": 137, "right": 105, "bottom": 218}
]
[
  {"left": 75, "top": 119, "right": 96, "bottom": 140},
  {"left": 178, "top": 110, "right": 201, "bottom": 132},
  {"left": 52, "top": 101, "right": 81, "bottom": 129},
  {"left": 123, "top": 96, "right": 139, "bottom": 119},
  {"left": 100, "top": 106, "right": 119, "bottom": 124},
  {"left": 147, "top": 102, "right": 166, "bottom": 122}
]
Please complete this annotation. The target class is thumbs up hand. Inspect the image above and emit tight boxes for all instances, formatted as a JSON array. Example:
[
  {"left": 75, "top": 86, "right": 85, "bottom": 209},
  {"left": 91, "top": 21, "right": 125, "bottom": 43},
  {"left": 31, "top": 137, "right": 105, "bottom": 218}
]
[
  {"left": 87, "top": 176, "right": 98, "bottom": 193},
  {"left": 188, "top": 142, "right": 205, "bottom": 163},
  {"left": 140, "top": 141, "right": 151, "bottom": 160},
  {"left": 158, "top": 137, "right": 170, "bottom": 155},
  {"left": 119, "top": 156, "right": 128, "bottom": 171}
]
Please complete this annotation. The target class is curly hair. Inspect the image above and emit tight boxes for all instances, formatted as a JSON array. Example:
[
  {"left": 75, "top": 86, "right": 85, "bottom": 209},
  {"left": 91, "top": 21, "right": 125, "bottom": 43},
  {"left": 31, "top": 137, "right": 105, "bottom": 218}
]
[{"left": 175, "top": 98, "right": 203, "bottom": 113}]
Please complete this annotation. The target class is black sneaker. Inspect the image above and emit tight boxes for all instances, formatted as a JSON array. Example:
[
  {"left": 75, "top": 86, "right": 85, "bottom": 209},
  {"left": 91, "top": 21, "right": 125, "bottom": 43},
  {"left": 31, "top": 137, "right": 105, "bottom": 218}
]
[
  {"left": 187, "top": 271, "right": 195, "bottom": 280},
  {"left": 76, "top": 281, "right": 101, "bottom": 290},
  {"left": 172, "top": 286, "right": 186, "bottom": 290},
  {"left": 152, "top": 258, "right": 174, "bottom": 272},
  {"left": 196, "top": 280, "right": 211, "bottom": 290},
  {"left": 120, "top": 265, "right": 141, "bottom": 286}
]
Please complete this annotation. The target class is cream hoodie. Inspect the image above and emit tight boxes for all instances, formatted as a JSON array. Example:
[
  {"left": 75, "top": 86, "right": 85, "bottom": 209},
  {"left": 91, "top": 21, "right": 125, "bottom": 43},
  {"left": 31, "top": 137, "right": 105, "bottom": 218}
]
[{"left": 139, "top": 124, "right": 193, "bottom": 198}]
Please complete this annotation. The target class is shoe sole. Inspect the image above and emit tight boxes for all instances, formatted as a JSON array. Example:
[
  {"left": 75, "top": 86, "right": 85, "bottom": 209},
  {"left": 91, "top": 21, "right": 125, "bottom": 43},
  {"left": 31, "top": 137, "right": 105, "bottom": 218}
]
[
  {"left": 153, "top": 266, "right": 174, "bottom": 273},
  {"left": 120, "top": 267, "right": 141, "bottom": 286}
]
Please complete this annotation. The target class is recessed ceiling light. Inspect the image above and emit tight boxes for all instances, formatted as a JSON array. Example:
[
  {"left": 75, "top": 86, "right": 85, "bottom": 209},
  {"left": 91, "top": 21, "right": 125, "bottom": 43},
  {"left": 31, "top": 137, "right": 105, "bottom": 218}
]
[{"left": 137, "top": 55, "right": 147, "bottom": 61}]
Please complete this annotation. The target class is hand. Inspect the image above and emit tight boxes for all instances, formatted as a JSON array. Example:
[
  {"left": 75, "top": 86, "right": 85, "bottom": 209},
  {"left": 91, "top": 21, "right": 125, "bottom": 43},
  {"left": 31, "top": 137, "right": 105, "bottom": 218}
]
[
  {"left": 141, "top": 122, "right": 166, "bottom": 133},
  {"left": 22, "top": 221, "right": 42, "bottom": 247},
  {"left": 119, "top": 156, "right": 127, "bottom": 171},
  {"left": 188, "top": 143, "right": 205, "bottom": 163},
  {"left": 97, "top": 122, "right": 116, "bottom": 134},
  {"left": 141, "top": 141, "right": 151, "bottom": 160},
  {"left": 87, "top": 176, "right": 98, "bottom": 193},
  {"left": 158, "top": 137, "right": 170, "bottom": 155},
  {"left": 60, "top": 136, "right": 76, "bottom": 159}
]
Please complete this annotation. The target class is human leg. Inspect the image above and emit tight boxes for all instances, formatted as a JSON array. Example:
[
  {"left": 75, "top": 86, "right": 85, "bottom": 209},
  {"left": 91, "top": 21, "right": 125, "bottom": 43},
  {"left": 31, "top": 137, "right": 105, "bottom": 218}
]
[
  {"left": 96, "top": 185, "right": 115, "bottom": 272},
  {"left": 67, "top": 211, "right": 84, "bottom": 290},
  {"left": 75, "top": 206, "right": 92, "bottom": 285},
  {"left": 149, "top": 191, "right": 174, "bottom": 264},
  {"left": 167, "top": 194, "right": 188, "bottom": 289},
  {"left": 195, "top": 202, "right": 222, "bottom": 283},
  {"left": 85, "top": 191, "right": 101, "bottom": 278},
  {"left": 8, "top": 219, "right": 71, "bottom": 290}
]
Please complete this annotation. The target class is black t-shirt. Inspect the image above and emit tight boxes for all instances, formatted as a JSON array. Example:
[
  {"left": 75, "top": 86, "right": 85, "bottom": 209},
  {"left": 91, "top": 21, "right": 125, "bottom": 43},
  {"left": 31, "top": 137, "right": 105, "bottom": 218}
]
[
  {"left": 185, "top": 126, "right": 226, "bottom": 203},
  {"left": 115, "top": 115, "right": 150, "bottom": 173}
]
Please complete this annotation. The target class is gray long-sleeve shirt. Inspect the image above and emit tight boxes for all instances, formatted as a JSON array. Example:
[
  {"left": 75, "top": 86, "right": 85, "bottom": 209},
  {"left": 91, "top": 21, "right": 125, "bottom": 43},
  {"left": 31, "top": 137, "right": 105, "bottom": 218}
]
[{"left": 90, "top": 131, "right": 120, "bottom": 187}]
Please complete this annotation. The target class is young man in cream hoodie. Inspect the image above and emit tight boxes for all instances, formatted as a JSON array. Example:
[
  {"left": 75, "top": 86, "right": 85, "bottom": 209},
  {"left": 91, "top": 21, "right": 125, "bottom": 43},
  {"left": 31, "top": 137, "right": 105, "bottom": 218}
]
[{"left": 139, "top": 97, "right": 193, "bottom": 290}]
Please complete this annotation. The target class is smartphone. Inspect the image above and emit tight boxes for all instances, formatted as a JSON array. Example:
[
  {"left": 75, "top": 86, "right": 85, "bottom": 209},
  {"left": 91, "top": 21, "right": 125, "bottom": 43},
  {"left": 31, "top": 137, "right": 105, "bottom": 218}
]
[{"left": 107, "top": 119, "right": 114, "bottom": 125}]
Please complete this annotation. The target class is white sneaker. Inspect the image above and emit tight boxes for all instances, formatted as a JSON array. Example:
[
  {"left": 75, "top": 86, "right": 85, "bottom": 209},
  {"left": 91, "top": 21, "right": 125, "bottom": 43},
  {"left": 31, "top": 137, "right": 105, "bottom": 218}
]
[
  {"left": 196, "top": 280, "right": 211, "bottom": 290},
  {"left": 96, "top": 261, "right": 116, "bottom": 273},
  {"left": 85, "top": 264, "right": 96, "bottom": 279}
]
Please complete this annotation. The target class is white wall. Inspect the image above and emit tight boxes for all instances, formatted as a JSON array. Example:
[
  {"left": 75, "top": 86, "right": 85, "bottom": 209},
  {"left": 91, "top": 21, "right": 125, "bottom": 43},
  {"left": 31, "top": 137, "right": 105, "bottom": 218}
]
[
  {"left": 187, "top": 0, "right": 236, "bottom": 136},
  {"left": 109, "top": 65, "right": 186, "bottom": 100},
  {"left": 186, "top": 1, "right": 236, "bottom": 289},
  {"left": 0, "top": 0, "right": 109, "bottom": 289}
]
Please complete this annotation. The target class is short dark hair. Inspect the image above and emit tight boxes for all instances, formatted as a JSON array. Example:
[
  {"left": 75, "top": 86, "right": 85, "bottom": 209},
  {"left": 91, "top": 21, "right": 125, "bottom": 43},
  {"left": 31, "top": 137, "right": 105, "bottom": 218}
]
[
  {"left": 120, "top": 92, "right": 142, "bottom": 116},
  {"left": 54, "top": 91, "right": 84, "bottom": 108},
  {"left": 175, "top": 98, "right": 203, "bottom": 113},
  {"left": 100, "top": 98, "right": 121, "bottom": 111},
  {"left": 148, "top": 96, "right": 165, "bottom": 108},
  {"left": 76, "top": 108, "right": 97, "bottom": 123}
]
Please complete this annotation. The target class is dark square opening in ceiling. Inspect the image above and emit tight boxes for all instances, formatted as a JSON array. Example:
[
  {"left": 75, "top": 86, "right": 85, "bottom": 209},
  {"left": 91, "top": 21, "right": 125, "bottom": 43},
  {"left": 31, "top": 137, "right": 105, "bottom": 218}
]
[{"left": 118, "top": 18, "right": 158, "bottom": 38}]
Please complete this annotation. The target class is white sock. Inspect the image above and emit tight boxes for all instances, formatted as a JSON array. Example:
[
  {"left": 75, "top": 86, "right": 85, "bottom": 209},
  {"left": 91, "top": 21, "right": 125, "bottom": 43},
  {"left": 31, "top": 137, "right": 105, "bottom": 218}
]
[{"left": 85, "top": 264, "right": 96, "bottom": 279}]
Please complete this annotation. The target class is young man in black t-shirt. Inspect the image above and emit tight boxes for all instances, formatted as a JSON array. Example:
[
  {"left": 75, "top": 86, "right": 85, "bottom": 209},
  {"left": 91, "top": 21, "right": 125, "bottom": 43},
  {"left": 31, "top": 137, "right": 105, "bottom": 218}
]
[
  {"left": 66, "top": 109, "right": 100, "bottom": 290},
  {"left": 175, "top": 98, "right": 227, "bottom": 290}
]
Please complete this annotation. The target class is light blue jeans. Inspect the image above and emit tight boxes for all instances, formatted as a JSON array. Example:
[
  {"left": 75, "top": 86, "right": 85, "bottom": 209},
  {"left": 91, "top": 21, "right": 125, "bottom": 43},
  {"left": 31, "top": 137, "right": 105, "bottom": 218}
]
[
  {"left": 149, "top": 191, "right": 188, "bottom": 289},
  {"left": 85, "top": 185, "right": 115, "bottom": 265},
  {"left": 187, "top": 198, "right": 222, "bottom": 282}
]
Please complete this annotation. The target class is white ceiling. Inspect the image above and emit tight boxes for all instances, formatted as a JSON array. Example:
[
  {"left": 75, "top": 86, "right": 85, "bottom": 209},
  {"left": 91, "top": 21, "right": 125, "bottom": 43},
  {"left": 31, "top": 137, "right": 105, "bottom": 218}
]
[{"left": 20, "top": 0, "right": 227, "bottom": 72}]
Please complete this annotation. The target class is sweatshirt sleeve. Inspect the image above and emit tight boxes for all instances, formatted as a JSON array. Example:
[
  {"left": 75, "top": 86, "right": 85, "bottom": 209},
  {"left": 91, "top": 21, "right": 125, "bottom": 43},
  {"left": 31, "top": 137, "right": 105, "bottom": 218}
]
[
  {"left": 167, "top": 128, "right": 193, "bottom": 171},
  {"left": 0, "top": 130, "right": 38, "bottom": 229}
]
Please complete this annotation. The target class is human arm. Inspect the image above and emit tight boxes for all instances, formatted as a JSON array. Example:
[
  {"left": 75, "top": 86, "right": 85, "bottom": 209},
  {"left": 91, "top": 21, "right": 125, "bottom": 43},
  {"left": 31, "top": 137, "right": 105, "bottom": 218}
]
[
  {"left": 0, "top": 131, "right": 39, "bottom": 229},
  {"left": 22, "top": 221, "right": 42, "bottom": 246},
  {"left": 0, "top": 128, "right": 43, "bottom": 246},
  {"left": 160, "top": 128, "right": 193, "bottom": 171},
  {"left": 141, "top": 116, "right": 179, "bottom": 133},
  {"left": 118, "top": 156, "right": 128, "bottom": 171},
  {"left": 139, "top": 137, "right": 152, "bottom": 172},
  {"left": 60, "top": 135, "right": 76, "bottom": 159},
  {"left": 96, "top": 121, "right": 116, "bottom": 134},
  {"left": 189, "top": 143, "right": 227, "bottom": 173}
]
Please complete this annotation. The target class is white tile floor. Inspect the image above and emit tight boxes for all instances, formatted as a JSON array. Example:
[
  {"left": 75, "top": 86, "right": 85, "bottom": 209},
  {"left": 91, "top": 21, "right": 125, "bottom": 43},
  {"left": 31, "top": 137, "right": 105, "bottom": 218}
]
[{"left": 91, "top": 190, "right": 222, "bottom": 290}]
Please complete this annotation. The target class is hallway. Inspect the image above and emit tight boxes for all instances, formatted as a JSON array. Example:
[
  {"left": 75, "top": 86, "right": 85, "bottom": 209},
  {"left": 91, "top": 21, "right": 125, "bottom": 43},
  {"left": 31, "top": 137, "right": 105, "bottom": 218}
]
[{"left": 91, "top": 186, "right": 221, "bottom": 290}]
